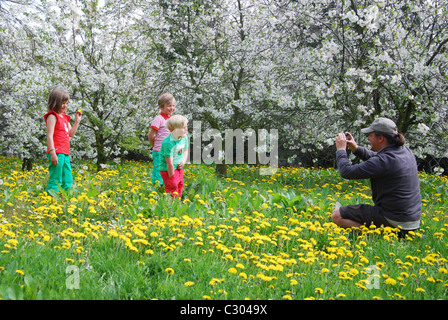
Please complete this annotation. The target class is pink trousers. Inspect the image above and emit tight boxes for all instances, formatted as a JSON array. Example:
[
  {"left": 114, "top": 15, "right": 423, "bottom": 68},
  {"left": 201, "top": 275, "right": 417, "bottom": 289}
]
[{"left": 160, "top": 169, "right": 184, "bottom": 199}]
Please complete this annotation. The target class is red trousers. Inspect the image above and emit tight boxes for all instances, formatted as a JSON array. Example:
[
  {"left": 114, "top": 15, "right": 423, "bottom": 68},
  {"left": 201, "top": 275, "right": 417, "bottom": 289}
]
[{"left": 160, "top": 169, "right": 184, "bottom": 198}]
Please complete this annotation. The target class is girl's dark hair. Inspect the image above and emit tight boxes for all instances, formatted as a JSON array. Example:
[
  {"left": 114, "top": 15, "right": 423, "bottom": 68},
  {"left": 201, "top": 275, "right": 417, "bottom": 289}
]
[
  {"left": 374, "top": 132, "right": 406, "bottom": 146},
  {"left": 48, "top": 88, "right": 69, "bottom": 112}
]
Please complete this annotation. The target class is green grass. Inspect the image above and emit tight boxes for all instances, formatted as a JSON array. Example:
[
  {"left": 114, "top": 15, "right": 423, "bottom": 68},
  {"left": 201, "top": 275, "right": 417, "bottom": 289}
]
[{"left": 0, "top": 156, "right": 447, "bottom": 300}]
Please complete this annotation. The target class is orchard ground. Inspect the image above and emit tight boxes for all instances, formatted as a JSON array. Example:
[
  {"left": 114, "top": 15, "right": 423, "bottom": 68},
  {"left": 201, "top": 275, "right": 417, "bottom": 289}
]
[{"left": 0, "top": 156, "right": 447, "bottom": 300}]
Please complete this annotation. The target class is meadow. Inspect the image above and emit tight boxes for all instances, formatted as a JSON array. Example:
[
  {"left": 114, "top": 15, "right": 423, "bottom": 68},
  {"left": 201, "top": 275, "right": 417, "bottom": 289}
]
[{"left": 0, "top": 155, "right": 447, "bottom": 300}]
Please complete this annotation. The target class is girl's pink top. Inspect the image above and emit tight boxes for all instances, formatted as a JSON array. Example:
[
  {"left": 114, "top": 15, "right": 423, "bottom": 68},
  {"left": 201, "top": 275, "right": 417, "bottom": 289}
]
[{"left": 150, "top": 112, "right": 171, "bottom": 151}]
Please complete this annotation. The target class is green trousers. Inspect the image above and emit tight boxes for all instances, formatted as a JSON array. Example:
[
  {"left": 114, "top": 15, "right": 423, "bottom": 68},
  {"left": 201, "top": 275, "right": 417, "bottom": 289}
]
[
  {"left": 151, "top": 150, "right": 164, "bottom": 185},
  {"left": 46, "top": 153, "right": 73, "bottom": 192}
]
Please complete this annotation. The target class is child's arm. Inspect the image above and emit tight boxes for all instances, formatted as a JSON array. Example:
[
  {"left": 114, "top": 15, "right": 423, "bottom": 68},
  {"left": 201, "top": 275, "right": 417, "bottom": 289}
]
[
  {"left": 46, "top": 114, "right": 59, "bottom": 166},
  {"left": 148, "top": 128, "right": 157, "bottom": 147},
  {"left": 177, "top": 149, "right": 189, "bottom": 170},
  {"left": 69, "top": 111, "right": 82, "bottom": 137},
  {"left": 166, "top": 157, "right": 175, "bottom": 178}
]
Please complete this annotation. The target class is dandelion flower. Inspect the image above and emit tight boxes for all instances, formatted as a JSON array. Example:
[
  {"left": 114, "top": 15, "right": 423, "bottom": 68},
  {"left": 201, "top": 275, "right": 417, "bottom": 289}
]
[
  {"left": 348, "top": 268, "right": 359, "bottom": 277},
  {"left": 184, "top": 281, "right": 195, "bottom": 287},
  {"left": 416, "top": 287, "right": 425, "bottom": 293},
  {"left": 228, "top": 267, "right": 238, "bottom": 274},
  {"left": 315, "top": 287, "right": 323, "bottom": 294},
  {"left": 418, "top": 268, "right": 427, "bottom": 275},
  {"left": 360, "top": 256, "right": 369, "bottom": 264},
  {"left": 209, "top": 278, "right": 222, "bottom": 286},
  {"left": 385, "top": 278, "right": 397, "bottom": 285},
  {"left": 16, "top": 270, "right": 25, "bottom": 275},
  {"left": 165, "top": 268, "right": 174, "bottom": 275},
  {"left": 7, "top": 239, "right": 18, "bottom": 246}
]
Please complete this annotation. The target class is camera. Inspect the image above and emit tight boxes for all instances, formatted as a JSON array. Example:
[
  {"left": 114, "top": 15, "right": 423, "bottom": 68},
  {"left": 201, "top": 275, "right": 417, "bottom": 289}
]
[{"left": 345, "top": 133, "right": 351, "bottom": 140}]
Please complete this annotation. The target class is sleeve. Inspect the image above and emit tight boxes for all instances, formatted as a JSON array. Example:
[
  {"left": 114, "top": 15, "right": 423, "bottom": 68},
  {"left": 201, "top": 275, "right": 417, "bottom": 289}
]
[
  {"left": 161, "top": 140, "right": 174, "bottom": 158},
  {"left": 353, "top": 146, "right": 376, "bottom": 161},
  {"left": 43, "top": 110, "right": 58, "bottom": 123},
  {"left": 336, "top": 149, "right": 386, "bottom": 180},
  {"left": 150, "top": 116, "right": 160, "bottom": 130},
  {"left": 183, "top": 135, "right": 189, "bottom": 150}
]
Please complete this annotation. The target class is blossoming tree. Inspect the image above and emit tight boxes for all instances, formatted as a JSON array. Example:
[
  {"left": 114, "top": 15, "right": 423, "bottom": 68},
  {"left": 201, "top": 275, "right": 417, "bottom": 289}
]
[{"left": 1, "top": 0, "right": 447, "bottom": 173}]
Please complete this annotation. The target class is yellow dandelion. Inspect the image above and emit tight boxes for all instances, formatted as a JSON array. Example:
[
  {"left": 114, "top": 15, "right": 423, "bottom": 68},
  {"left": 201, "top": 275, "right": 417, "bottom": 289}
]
[
  {"left": 419, "top": 268, "right": 427, "bottom": 275},
  {"left": 348, "top": 268, "right": 359, "bottom": 277},
  {"left": 16, "top": 270, "right": 25, "bottom": 275},
  {"left": 228, "top": 267, "right": 238, "bottom": 274},
  {"left": 184, "top": 281, "right": 195, "bottom": 287},
  {"left": 165, "top": 268, "right": 174, "bottom": 275},
  {"left": 438, "top": 268, "right": 448, "bottom": 274},
  {"left": 7, "top": 239, "right": 18, "bottom": 246},
  {"left": 416, "top": 287, "right": 425, "bottom": 293},
  {"left": 315, "top": 287, "right": 323, "bottom": 294},
  {"left": 385, "top": 278, "right": 397, "bottom": 285},
  {"left": 209, "top": 278, "right": 221, "bottom": 286},
  {"left": 360, "top": 256, "right": 369, "bottom": 264}
]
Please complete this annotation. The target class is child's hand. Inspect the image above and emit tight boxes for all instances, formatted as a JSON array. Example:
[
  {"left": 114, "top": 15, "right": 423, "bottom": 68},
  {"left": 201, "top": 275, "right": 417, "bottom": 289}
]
[
  {"left": 177, "top": 161, "right": 185, "bottom": 170},
  {"left": 75, "top": 110, "right": 82, "bottom": 122},
  {"left": 50, "top": 153, "right": 58, "bottom": 166}
]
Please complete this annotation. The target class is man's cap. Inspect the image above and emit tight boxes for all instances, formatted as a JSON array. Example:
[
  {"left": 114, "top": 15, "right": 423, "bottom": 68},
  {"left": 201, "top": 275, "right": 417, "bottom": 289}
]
[{"left": 361, "top": 117, "right": 398, "bottom": 135}]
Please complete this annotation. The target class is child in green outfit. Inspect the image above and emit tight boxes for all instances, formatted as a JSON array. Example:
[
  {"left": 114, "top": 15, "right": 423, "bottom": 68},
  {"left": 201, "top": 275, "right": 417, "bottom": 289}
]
[{"left": 159, "top": 115, "right": 189, "bottom": 199}]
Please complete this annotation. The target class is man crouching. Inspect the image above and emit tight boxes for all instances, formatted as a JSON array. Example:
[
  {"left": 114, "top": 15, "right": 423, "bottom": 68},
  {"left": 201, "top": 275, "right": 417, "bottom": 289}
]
[{"left": 332, "top": 118, "right": 422, "bottom": 235}]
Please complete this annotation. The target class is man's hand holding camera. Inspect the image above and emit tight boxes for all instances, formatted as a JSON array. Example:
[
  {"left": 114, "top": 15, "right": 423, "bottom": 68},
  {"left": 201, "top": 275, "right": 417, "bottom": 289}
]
[{"left": 335, "top": 132, "right": 358, "bottom": 152}]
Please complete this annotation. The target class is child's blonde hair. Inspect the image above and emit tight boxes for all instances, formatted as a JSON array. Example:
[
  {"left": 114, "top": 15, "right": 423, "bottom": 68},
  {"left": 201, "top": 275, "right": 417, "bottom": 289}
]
[
  {"left": 158, "top": 93, "right": 175, "bottom": 107},
  {"left": 166, "top": 115, "right": 188, "bottom": 131},
  {"left": 48, "top": 88, "right": 69, "bottom": 112}
]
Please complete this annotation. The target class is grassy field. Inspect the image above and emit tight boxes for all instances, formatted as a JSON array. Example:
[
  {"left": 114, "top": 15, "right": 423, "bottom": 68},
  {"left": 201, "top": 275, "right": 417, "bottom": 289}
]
[{"left": 0, "top": 156, "right": 447, "bottom": 300}]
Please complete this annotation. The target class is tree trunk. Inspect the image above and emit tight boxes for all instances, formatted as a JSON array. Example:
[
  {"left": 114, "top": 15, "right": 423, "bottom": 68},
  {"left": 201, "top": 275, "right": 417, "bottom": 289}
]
[
  {"left": 216, "top": 163, "right": 227, "bottom": 178},
  {"left": 22, "top": 158, "right": 33, "bottom": 171}
]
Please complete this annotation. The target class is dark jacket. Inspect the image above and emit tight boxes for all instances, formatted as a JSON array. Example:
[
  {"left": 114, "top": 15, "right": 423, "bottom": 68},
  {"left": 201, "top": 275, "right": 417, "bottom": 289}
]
[{"left": 336, "top": 145, "right": 422, "bottom": 223}]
